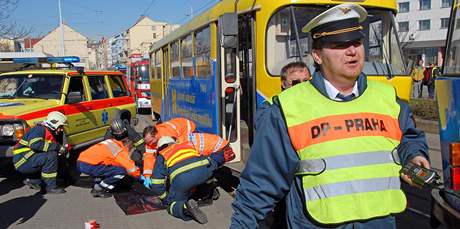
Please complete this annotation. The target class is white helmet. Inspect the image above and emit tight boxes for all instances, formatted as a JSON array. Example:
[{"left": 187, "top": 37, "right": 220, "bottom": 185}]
[
  {"left": 44, "top": 111, "right": 68, "bottom": 130},
  {"left": 157, "top": 136, "right": 176, "bottom": 148}
]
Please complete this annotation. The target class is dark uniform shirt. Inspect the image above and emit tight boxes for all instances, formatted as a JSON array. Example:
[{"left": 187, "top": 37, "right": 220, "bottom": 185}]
[{"left": 231, "top": 71, "right": 429, "bottom": 229}]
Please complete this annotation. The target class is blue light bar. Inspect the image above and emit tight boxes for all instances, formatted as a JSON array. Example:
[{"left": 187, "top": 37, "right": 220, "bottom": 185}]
[
  {"left": 9, "top": 56, "right": 80, "bottom": 64},
  {"left": 12, "top": 57, "right": 40, "bottom": 64},
  {"left": 47, "top": 56, "right": 80, "bottom": 63}
]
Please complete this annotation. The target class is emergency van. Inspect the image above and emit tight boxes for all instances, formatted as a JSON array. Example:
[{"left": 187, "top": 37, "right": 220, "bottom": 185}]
[{"left": 0, "top": 56, "right": 137, "bottom": 158}]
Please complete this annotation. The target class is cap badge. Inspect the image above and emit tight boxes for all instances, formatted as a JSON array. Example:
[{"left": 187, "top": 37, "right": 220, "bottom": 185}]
[{"left": 339, "top": 7, "right": 352, "bottom": 14}]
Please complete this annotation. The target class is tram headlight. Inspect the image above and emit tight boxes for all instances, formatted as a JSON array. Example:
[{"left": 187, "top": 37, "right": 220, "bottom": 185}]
[{"left": 1, "top": 124, "right": 14, "bottom": 136}]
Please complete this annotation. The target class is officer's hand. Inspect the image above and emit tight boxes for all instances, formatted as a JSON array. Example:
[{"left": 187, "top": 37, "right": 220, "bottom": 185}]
[{"left": 400, "top": 155, "right": 431, "bottom": 188}]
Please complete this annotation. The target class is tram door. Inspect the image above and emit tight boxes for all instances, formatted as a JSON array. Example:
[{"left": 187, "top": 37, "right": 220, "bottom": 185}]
[
  {"left": 219, "top": 13, "right": 242, "bottom": 162},
  {"left": 238, "top": 13, "right": 256, "bottom": 162},
  {"left": 162, "top": 46, "right": 171, "bottom": 120}
]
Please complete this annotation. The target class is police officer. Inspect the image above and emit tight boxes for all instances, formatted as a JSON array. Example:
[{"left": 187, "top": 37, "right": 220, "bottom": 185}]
[
  {"left": 231, "top": 3, "right": 430, "bottom": 228},
  {"left": 13, "top": 111, "right": 68, "bottom": 194},
  {"left": 104, "top": 118, "right": 145, "bottom": 167}
]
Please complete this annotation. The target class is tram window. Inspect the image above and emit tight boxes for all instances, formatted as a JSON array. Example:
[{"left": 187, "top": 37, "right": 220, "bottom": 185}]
[
  {"left": 266, "top": 6, "right": 406, "bottom": 76},
  {"left": 171, "top": 40, "right": 181, "bottom": 78},
  {"left": 108, "top": 75, "right": 128, "bottom": 97},
  {"left": 444, "top": 8, "right": 460, "bottom": 74},
  {"left": 154, "top": 50, "right": 162, "bottom": 79},
  {"left": 182, "top": 34, "right": 194, "bottom": 78},
  {"left": 196, "top": 26, "right": 211, "bottom": 78}
]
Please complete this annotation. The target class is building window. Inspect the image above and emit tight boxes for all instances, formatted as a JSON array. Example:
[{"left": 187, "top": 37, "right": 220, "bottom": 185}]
[
  {"left": 425, "top": 47, "right": 438, "bottom": 65},
  {"left": 419, "top": 0, "right": 431, "bottom": 10},
  {"left": 153, "top": 33, "right": 157, "bottom": 39},
  {"left": 419, "top": 19, "right": 430, "bottom": 30},
  {"left": 398, "top": 21, "right": 409, "bottom": 32},
  {"left": 442, "top": 0, "right": 452, "bottom": 8},
  {"left": 399, "top": 2, "right": 410, "bottom": 13},
  {"left": 441, "top": 18, "right": 450, "bottom": 29}
]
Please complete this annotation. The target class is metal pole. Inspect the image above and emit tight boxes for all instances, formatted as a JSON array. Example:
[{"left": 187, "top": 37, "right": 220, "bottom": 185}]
[{"left": 58, "top": 0, "right": 65, "bottom": 56}]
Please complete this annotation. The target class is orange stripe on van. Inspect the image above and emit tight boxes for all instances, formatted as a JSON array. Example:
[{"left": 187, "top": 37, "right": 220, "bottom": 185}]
[{"left": 287, "top": 112, "right": 402, "bottom": 151}]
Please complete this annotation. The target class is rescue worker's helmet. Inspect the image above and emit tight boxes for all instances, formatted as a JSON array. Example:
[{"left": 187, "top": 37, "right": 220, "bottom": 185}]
[
  {"left": 157, "top": 136, "right": 176, "bottom": 148},
  {"left": 110, "top": 119, "right": 128, "bottom": 140},
  {"left": 44, "top": 111, "right": 68, "bottom": 131}
]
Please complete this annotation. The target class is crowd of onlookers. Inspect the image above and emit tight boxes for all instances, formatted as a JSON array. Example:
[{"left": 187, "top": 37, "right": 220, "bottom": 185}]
[{"left": 411, "top": 59, "right": 441, "bottom": 99}]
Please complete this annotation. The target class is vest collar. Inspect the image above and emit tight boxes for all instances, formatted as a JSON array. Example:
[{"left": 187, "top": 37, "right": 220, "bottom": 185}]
[{"left": 310, "top": 71, "right": 368, "bottom": 99}]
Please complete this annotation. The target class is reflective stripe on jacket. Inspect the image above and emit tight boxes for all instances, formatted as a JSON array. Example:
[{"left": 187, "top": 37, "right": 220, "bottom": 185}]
[
  {"left": 276, "top": 80, "right": 406, "bottom": 224},
  {"left": 143, "top": 146, "right": 157, "bottom": 178},
  {"left": 13, "top": 124, "right": 59, "bottom": 157},
  {"left": 155, "top": 118, "right": 196, "bottom": 142},
  {"left": 159, "top": 141, "right": 200, "bottom": 168},
  {"left": 187, "top": 133, "right": 228, "bottom": 156},
  {"left": 78, "top": 139, "right": 140, "bottom": 177}
]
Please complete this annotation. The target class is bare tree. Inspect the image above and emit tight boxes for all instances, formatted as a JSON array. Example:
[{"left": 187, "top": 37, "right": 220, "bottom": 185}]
[{"left": 0, "top": 0, "right": 32, "bottom": 40}]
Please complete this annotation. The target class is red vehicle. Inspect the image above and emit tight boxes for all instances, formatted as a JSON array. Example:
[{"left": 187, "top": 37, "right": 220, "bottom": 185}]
[{"left": 129, "top": 58, "right": 151, "bottom": 112}]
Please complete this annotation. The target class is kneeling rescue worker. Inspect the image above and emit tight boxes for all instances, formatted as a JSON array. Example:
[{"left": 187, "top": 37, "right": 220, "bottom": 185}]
[
  {"left": 140, "top": 118, "right": 196, "bottom": 185},
  {"left": 13, "top": 111, "right": 68, "bottom": 194},
  {"left": 150, "top": 136, "right": 235, "bottom": 224},
  {"left": 104, "top": 118, "right": 145, "bottom": 167},
  {"left": 77, "top": 136, "right": 141, "bottom": 198}
]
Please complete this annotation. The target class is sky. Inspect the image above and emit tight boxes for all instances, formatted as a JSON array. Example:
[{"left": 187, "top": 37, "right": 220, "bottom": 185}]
[{"left": 6, "top": 0, "right": 219, "bottom": 40}]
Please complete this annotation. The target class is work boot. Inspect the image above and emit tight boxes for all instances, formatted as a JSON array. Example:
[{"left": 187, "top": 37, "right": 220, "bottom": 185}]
[
  {"left": 46, "top": 187, "right": 67, "bottom": 194},
  {"left": 185, "top": 199, "right": 208, "bottom": 224},
  {"left": 23, "top": 179, "right": 41, "bottom": 190},
  {"left": 91, "top": 187, "right": 112, "bottom": 198}
]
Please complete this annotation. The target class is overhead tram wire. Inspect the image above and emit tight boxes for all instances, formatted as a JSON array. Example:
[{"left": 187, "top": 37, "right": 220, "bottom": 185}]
[
  {"left": 175, "top": 0, "right": 219, "bottom": 25},
  {"left": 142, "top": 0, "right": 157, "bottom": 16}
]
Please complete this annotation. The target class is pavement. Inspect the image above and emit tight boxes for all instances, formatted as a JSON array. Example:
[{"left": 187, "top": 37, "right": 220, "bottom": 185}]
[{"left": 0, "top": 174, "right": 234, "bottom": 229}]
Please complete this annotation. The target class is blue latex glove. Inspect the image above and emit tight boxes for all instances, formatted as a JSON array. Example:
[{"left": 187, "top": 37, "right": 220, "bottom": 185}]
[{"left": 140, "top": 175, "right": 151, "bottom": 189}]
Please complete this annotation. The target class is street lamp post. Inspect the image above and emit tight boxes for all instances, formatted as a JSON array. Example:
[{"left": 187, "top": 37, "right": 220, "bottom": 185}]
[{"left": 58, "top": 0, "right": 65, "bottom": 56}]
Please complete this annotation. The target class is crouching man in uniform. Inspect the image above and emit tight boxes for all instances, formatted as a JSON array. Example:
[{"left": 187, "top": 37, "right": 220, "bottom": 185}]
[
  {"left": 13, "top": 111, "right": 68, "bottom": 194},
  {"left": 77, "top": 137, "right": 141, "bottom": 198},
  {"left": 150, "top": 136, "right": 235, "bottom": 224}
]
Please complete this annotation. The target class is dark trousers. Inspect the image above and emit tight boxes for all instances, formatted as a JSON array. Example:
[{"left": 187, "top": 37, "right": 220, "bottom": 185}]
[
  {"left": 13, "top": 151, "right": 58, "bottom": 189},
  {"left": 163, "top": 157, "right": 220, "bottom": 221},
  {"left": 428, "top": 83, "right": 435, "bottom": 99},
  {"left": 77, "top": 162, "right": 126, "bottom": 190}
]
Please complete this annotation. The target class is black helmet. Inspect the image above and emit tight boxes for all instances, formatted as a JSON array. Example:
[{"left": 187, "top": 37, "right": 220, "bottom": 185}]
[{"left": 110, "top": 119, "right": 127, "bottom": 139}]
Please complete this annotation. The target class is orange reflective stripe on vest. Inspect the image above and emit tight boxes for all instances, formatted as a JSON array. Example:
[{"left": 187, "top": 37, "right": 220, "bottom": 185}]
[{"left": 288, "top": 112, "right": 402, "bottom": 151}]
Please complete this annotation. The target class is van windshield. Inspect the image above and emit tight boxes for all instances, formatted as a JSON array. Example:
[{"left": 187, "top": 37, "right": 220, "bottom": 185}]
[{"left": 0, "top": 74, "right": 64, "bottom": 99}]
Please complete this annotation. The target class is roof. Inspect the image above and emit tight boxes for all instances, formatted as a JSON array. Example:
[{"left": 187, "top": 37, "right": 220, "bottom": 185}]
[{"left": 23, "top": 38, "right": 42, "bottom": 49}]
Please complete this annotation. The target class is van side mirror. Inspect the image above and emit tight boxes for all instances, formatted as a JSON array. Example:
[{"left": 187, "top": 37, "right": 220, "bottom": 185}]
[{"left": 220, "top": 13, "right": 238, "bottom": 49}]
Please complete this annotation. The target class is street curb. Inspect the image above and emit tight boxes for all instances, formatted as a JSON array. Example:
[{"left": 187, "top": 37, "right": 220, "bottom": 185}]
[{"left": 415, "top": 118, "right": 439, "bottom": 134}]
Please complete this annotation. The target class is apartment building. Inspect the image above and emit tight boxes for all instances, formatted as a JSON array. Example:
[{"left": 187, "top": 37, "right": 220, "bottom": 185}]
[
  {"left": 33, "top": 24, "right": 94, "bottom": 68},
  {"left": 126, "top": 15, "right": 179, "bottom": 57},
  {"left": 396, "top": 0, "right": 452, "bottom": 67},
  {"left": 106, "top": 16, "right": 179, "bottom": 68}
]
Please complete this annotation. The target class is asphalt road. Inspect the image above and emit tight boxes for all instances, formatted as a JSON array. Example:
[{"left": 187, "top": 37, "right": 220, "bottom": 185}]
[{"left": 0, "top": 114, "right": 447, "bottom": 228}]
